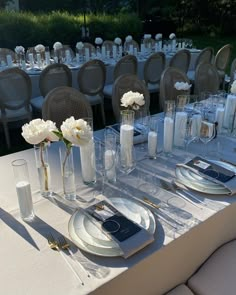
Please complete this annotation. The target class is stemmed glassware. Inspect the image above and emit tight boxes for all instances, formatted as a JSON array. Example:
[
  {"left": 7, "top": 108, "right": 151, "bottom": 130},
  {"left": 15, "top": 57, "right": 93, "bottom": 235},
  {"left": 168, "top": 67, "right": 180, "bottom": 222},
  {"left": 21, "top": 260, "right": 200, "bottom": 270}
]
[{"left": 199, "top": 120, "right": 216, "bottom": 157}]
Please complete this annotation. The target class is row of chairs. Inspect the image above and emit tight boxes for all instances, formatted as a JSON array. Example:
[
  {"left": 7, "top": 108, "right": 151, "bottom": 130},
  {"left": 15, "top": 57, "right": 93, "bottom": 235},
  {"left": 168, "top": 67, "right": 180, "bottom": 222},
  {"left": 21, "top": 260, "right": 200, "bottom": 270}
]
[{"left": 0, "top": 59, "right": 221, "bottom": 149}]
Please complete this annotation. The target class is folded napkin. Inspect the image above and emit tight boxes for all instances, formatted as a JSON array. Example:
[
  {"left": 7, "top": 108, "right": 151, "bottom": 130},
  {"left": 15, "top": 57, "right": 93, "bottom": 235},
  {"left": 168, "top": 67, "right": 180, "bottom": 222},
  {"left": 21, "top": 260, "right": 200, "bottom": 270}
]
[
  {"left": 176, "top": 156, "right": 236, "bottom": 195},
  {"left": 86, "top": 200, "right": 154, "bottom": 258}
]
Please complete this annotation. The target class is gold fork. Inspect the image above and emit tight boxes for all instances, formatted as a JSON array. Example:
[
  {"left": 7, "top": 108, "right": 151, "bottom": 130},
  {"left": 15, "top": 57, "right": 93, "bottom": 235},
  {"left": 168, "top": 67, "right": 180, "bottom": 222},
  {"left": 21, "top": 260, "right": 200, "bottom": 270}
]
[
  {"left": 57, "top": 235, "right": 90, "bottom": 278},
  {"left": 47, "top": 233, "right": 84, "bottom": 285}
]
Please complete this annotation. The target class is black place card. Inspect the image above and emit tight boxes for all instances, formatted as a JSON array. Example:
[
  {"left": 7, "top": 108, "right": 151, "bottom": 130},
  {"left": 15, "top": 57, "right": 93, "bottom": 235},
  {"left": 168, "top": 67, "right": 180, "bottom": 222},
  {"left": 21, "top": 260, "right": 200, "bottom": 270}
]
[{"left": 185, "top": 156, "right": 235, "bottom": 183}]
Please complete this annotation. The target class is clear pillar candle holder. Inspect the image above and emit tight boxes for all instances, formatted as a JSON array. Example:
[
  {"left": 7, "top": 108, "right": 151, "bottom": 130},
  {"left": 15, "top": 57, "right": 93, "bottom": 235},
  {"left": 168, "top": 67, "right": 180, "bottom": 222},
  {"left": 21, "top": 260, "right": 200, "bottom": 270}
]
[{"left": 12, "top": 159, "right": 35, "bottom": 222}]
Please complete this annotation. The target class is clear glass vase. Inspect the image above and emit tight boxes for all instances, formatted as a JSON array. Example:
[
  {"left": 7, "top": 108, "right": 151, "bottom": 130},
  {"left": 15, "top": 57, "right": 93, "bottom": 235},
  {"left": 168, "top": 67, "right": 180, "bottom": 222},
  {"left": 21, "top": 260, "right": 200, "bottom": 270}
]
[
  {"left": 80, "top": 139, "right": 96, "bottom": 185},
  {"left": 59, "top": 145, "right": 76, "bottom": 201},
  {"left": 120, "top": 110, "right": 135, "bottom": 173},
  {"left": 34, "top": 143, "right": 51, "bottom": 197}
]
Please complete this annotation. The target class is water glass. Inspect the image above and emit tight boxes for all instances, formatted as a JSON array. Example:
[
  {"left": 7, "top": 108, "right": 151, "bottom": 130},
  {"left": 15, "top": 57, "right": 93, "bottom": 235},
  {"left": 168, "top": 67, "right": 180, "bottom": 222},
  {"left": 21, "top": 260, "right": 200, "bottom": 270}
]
[
  {"left": 12, "top": 159, "right": 35, "bottom": 222},
  {"left": 116, "top": 144, "right": 136, "bottom": 175}
]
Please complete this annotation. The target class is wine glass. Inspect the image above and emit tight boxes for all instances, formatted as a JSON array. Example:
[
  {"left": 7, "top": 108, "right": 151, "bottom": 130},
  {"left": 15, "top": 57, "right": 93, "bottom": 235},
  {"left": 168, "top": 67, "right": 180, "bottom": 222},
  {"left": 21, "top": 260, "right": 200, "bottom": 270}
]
[{"left": 199, "top": 120, "right": 216, "bottom": 157}]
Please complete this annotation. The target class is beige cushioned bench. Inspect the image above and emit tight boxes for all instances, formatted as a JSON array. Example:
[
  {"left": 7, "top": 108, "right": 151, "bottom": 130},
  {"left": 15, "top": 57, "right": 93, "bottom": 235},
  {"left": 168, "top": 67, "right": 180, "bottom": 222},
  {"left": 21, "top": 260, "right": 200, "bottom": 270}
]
[{"left": 166, "top": 239, "right": 236, "bottom": 295}]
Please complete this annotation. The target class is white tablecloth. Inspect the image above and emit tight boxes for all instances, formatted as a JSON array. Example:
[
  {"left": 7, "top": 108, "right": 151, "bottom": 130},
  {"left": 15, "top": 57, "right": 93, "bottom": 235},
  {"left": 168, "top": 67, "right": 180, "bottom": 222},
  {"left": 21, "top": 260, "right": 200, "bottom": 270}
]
[{"left": 1, "top": 118, "right": 236, "bottom": 295}]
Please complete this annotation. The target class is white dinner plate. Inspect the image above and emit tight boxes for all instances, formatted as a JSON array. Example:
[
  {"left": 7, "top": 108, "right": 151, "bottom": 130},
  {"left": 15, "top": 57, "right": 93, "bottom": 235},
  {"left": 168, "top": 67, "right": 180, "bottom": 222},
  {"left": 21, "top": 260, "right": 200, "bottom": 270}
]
[
  {"left": 180, "top": 167, "right": 224, "bottom": 189},
  {"left": 68, "top": 197, "right": 156, "bottom": 257},
  {"left": 176, "top": 166, "right": 231, "bottom": 195}
]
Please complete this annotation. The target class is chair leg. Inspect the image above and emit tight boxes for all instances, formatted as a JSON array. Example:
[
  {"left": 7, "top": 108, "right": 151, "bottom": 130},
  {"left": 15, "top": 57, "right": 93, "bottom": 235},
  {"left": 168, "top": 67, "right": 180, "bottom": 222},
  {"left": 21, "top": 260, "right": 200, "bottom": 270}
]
[{"left": 3, "top": 122, "right": 11, "bottom": 149}]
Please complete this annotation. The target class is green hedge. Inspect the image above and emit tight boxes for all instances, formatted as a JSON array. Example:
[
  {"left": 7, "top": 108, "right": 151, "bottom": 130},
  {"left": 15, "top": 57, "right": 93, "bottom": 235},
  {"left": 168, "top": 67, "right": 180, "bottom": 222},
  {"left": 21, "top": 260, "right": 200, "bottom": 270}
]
[{"left": 0, "top": 10, "right": 142, "bottom": 50}]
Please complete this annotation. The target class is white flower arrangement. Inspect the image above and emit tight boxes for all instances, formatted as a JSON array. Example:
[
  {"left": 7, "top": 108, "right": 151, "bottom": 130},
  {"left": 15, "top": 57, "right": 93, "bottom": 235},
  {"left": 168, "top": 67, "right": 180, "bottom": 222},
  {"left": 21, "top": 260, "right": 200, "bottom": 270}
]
[
  {"left": 35, "top": 44, "right": 45, "bottom": 53},
  {"left": 125, "top": 35, "right": 133, "bottom": 42},
  {"left": 22, "top": 119, "right": 59, "bottom": 145},
  {"left": 95, "top": 37, "right": 103, "bottom": 45},
  {"left": 15, "top": 46, "right": 25, "bottom": 54},
  {"left": 121, "top": 91, "right": 145, "bottom": 111},
  {"left": 76, "top": 41, "right": 84, "bottom": 50},
  {"left": 114, "top": 37, "right": 122, "bottom": 45},
  {"left": 155, "top": 33, "right": 162, "bottom": 40},
  {"left": 53, "top": 42, "right": 63, "bottom": 51},
  {"left": 169, "top": 33, "right": 176, "bottom": 40},
  {"left": 144, "top": 34, "right": 152, "bottom": 39},
  {"left": 60, "top": 117, "right": 92, "bottom": 147},
  {"left": 230, "top": 80, "right": 236, "bottom": 94},
  {"left": 174, "top": 82, "right": 192, "bottom": 91}
]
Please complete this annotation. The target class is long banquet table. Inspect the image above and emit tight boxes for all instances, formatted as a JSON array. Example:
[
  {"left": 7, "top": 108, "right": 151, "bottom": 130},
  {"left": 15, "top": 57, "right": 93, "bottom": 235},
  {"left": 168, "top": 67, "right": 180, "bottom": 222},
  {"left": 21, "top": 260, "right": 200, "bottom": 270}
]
[
  {"left": 1, "top": 115, "right": 236, "bottom": 295},
  {"left": 27, "top": 49, "right": 200, "bottom": 98}
]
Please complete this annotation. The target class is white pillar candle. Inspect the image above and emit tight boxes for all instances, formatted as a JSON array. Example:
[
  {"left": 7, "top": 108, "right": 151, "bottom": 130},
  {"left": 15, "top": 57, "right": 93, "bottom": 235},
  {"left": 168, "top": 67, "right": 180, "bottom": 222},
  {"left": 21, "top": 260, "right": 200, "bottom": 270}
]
[
  {"left": 120, "top": 124, "right": 134, "bottom": 167},
  {"left": 80, "top": 139, "right": 96, "bottom": 184},
  {"left": 105, "top": 149, "right": 116, "bottom": 181},
  {"left": 76, "top": 53, "right": 80, "bottom": 63},
  {"left": 6, "top": 55, "right": 13, "bottom": 67},
  {"left": 172, "top": 39, "right": 176, "bottom": 51},
  {"left": 16, "top": 181, "right": 34, "bottom": 220},
  {"left": 129, "top": 44, "right": 134, "bottom": 55},
  {"left": 164, "top": 117, "right": 174, "bottom": 153},
  {"left": 215, "top": 107, "right": 225, "bottom": 133},
  {"left": 85, "top": 48, "right": 90, "bottom": 61},
  {"left": 112, "top": 45, "right": 117, "bottom": 59},
  {"left": 101, "top": 46, "right": 106, "bottom": 59},
  {"left": 148, "top": 131, "right": 157, "bottom": 158},
  {"left": 174, "top": 111, "right": 187, "bottom": 147},
  {"left": 141, "top": 44, "right": 145, "bottom": 54},
  {"left": 223, "top": 94, "right": 236, "bottom": 128},
  {"left": 45, "top": 51, "right": 50, "bottom": 65},
  {"left": 191, "top": 114, "right": 202, "bottom": 138},
  {"left": 28, "top": 53, "right": 34, "bottom": 67},
  {"left": 36, "top": 53, "right": 42, "bottom": 68}
]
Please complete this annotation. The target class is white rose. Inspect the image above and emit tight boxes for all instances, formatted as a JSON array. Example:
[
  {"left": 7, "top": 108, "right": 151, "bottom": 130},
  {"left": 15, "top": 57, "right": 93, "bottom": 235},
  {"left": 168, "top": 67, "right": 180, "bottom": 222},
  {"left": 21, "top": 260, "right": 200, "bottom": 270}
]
[
  {"left": 144, "top": 34, "right": 152, "bottom": 39},
  {"left": 231, "top": 80, "right": 236, "bottom": 94},
  {"left": 61, "top": 117, "right": 92, "bottom": 146},
  {"left": 22, "top": 119, "right": 59, "bottom": 145},
  {"left": 121, "top": 91, "right": 145, "bottom": 110},
  {"left": 35, "top": 44, "right": 45, "bottom": 53},
  {"left": 125, "top": 35, "right": 133, "bottom": 42},
  {"left": 169, "top": 33, "right": 176, "bottom": 39},
  {"left": 174, "top": 82, "right": 192, "bottom": 91},
  {"left": 76, "top": 42, "right": 84, "bottom": 50},
  {"left": 95, "top": 37, "right": 103, "bottom": 45},
  {"left": 53, "top": 42, "right": 63, "bottom": 51},
  {"left": 15, "top": 46, "right": 25, "bottom": 54},
  {"left": 114, "top": 37, "right": 122, "bottom": 45},
  {"left": 155, "top": 33, "right": 162, "bottom": 40}
]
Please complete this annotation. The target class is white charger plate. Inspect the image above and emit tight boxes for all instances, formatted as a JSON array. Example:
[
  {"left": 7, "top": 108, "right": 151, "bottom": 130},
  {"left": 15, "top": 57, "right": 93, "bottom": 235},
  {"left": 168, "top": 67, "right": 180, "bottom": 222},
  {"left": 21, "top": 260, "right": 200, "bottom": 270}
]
[
  {"left": 175, "top": 161, "right": 233, "bottom": 194},
  {"left": 68, "top": 197, "right": 156, "bottom": 257}
]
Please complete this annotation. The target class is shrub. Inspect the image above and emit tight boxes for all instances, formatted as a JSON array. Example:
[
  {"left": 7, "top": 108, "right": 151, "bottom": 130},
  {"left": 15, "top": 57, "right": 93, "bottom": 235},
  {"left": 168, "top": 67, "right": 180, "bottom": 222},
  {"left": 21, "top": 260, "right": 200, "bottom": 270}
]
[{"left": 0, "top": 10, "right": 142, "bottom": 49}]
